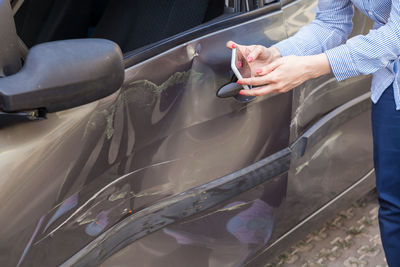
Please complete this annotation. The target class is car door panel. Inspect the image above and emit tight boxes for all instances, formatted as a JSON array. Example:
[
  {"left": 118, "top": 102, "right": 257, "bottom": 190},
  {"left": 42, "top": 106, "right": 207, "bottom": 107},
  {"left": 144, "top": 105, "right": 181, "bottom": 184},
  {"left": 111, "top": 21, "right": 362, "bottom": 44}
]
[
  {"left": 255, "top": 0, "right": 375, "bottom": 260},
  {"left": 0, "top": 5, "right": 290, "bottom": 267}
]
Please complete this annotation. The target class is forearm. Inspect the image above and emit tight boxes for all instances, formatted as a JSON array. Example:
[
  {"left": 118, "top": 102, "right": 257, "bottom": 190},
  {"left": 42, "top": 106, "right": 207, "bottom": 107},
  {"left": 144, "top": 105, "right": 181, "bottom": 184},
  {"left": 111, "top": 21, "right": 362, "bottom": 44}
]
[
  {"left": 325, "top": 1, "right": 400, "bottom": 81},
  {"left": 274, "top": 0, "right": 353, "bottom": 57}
]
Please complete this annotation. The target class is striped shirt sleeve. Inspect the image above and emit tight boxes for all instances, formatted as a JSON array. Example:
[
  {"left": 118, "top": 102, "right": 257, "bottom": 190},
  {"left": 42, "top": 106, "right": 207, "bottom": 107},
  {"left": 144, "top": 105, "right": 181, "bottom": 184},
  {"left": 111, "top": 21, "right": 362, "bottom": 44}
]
[
  {"left": 325, "top": 0, "right": 400, "bottom": 81},
  {"left": 274, "top": 0, "right": 354, "bottom": 57}
]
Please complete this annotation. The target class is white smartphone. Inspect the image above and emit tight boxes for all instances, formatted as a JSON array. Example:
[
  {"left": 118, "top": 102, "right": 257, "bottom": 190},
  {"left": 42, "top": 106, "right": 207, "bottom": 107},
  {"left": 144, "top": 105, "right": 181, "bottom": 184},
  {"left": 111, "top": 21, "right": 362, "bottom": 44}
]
[{"left": 231, "top": 48, "right": 252, "bottom": 90}]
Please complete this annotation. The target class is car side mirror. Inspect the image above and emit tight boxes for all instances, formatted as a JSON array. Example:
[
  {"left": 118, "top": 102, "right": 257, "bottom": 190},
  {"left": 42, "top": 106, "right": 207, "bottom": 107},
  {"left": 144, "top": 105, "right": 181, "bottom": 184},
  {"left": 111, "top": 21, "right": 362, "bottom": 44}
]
[{"left": 0, "top": 39, "right": 124, "bottom": 113}]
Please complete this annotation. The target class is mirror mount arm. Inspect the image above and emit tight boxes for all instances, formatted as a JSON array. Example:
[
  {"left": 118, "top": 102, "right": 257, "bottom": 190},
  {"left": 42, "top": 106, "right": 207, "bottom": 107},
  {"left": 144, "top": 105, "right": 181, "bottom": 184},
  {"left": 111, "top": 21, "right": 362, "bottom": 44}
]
[{"left": 0, "top": 108, "right": 46, "bottom": 128}]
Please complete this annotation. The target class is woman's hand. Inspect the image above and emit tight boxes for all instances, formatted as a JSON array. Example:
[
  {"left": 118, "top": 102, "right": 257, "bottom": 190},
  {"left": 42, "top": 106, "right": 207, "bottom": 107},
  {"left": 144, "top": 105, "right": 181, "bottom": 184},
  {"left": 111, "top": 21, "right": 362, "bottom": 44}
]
[
  {"left": 226, "top": 41, "right": 282, "bottom": 75},
  {"left": 237, "top": 53, "right": 332, "bottom": 96}
]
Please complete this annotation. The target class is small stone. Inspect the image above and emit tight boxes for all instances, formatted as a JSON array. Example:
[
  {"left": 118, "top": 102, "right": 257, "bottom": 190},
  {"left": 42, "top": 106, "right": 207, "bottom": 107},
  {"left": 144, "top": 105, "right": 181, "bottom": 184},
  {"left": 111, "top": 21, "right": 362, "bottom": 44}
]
[{"left": 343, "top": 257, "right": 367, "bottom": 267}]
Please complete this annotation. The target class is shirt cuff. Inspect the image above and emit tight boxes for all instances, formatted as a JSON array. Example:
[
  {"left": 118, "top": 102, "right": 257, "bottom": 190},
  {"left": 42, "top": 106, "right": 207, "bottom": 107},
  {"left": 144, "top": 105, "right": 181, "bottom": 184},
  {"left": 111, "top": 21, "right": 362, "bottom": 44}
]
[
  {"left": 273, "top": 39, "right": 301, "bottom": 57},
  {"left": 325, "top": 45, "right": 359, "bottom": 81}
]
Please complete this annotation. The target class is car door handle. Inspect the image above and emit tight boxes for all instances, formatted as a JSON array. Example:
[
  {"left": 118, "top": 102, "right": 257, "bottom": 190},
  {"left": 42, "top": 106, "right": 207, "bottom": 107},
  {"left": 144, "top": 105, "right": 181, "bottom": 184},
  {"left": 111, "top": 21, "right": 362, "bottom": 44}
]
[
  {"left": 217, "top": 82, "right": 256, "bottom": 103},
  {"left": 217, "top": 82, "right": 242, "bottom": 98}
]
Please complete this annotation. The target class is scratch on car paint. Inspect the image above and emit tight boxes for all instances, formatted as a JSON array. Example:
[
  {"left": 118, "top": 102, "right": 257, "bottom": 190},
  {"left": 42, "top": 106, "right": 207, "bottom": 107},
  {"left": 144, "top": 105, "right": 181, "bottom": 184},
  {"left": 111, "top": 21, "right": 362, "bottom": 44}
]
[
  {"left": 181, "top": 201, "right": 253, "bottom": 224},
  {"left": 79, "top": 217, "right": 96, "bottom": 226},
  {"left": 128, "top": 70, "right": 203, "bottom": 95},
  {"left": 34, "top": 159, "right": 180, "bottom": 245},
  {"left": 291, "top": 78, "right": 335, "bottom": 133},
  {"left": 43, "top": 193, "right": 78, "bottom": 232},
  {"left": 295, "top": 131, "right": 343, "bottom": 174},
  {"left": 55, "top": 162, "right": 75, "bottom": 201},
  {"left": 131, "top": 186, "right": 173, "bottom": 198},
  {"left": 125, "top": 69, "right": 203, "bottom": 124},
  {"left": 108, "top": 191, "right": 129, "bottom": 202},
  {"left": 105, "top": 107, "right": 116, "bottom": 140},
  {"left": 108, "top": 98, "right": 124, "bottom": 164},
  {"left": 107, "top": 184, "right": 173, "bottom": 202},
  {"left": 186, "top": 44, "right": 199, "bottom": 59},
  {"left": 124, "top": 99, "right": 136, "bottom": 157}
]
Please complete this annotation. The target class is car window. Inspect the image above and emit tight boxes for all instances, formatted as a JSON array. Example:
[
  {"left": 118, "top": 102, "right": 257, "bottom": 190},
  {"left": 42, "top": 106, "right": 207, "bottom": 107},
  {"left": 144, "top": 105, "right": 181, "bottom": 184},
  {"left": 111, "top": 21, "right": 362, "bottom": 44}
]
[{"left": 13, "top": 0, "right": 236, "bottom": 54}]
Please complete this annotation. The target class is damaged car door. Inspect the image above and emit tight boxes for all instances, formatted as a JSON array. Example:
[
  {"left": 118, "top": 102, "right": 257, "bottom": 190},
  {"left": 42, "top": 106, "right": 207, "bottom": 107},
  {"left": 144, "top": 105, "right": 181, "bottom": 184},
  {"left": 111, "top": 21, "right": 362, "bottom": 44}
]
[{"left": 1, "top": 1, "right": 291, "bottom": 266}]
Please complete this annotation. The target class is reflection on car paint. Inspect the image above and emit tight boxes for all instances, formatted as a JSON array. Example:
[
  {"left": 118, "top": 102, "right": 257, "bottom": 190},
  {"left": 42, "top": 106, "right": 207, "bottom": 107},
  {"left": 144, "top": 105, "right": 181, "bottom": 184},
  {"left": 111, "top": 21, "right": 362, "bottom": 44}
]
[
  {"left": 85, "top": 210, "right": 110, "bottom": 237},
  {"left": 226, "top": 199, "right": 274, "bottom": 245}
]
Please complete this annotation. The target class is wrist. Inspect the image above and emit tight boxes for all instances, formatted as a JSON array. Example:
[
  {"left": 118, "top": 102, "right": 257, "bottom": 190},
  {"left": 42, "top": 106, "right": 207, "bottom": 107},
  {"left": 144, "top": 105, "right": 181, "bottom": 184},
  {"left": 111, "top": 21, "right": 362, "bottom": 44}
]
[{"left": 306, "top": 53, "right": 332, "bottom": 79}]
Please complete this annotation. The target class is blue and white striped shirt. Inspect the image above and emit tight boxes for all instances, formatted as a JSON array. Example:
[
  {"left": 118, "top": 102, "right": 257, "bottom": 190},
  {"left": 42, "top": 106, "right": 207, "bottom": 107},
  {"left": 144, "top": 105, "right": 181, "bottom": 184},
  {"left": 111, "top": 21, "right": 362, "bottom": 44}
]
[{"left": 274, "top": 0, "right": 400, "bottom": 110}]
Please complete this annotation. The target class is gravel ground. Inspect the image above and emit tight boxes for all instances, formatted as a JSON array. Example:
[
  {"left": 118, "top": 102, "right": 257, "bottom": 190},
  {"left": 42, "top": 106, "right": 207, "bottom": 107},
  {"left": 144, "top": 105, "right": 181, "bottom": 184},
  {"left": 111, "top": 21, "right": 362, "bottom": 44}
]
[{"left": 266, "top": 190, "right": 388, "bottom": 267}]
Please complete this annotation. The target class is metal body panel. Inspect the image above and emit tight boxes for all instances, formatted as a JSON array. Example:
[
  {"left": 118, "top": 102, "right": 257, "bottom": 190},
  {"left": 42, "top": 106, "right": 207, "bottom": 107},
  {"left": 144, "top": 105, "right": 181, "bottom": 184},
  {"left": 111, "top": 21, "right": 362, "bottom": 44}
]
[{"left": 0, "top": 8, "right": 290, "bottom": 267}]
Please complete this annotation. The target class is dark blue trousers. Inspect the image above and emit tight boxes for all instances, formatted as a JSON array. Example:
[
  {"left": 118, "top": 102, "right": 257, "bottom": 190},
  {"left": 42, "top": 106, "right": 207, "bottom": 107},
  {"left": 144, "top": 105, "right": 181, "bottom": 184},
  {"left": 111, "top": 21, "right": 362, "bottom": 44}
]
[{"left": 372, "top": 84, "right": 400, "bottom": 266}]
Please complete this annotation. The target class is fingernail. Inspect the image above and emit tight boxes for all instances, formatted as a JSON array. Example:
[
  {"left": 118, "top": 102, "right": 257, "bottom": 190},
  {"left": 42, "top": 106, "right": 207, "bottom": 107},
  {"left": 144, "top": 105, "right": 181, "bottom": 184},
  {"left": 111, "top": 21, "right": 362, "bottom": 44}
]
[
  {"left": 232, "top": 44, "right": 236, "bottom": 48},
  {"left": 256, "top": 69, "right": 262, "bottom": 74},
  {"left": 237, "top": 81, "right": 242, "bottom": 84},
  {"left": 247, "top": 56, "right": 253, "bottom": 62},
  {"left": 239, "top": 91, "right": 245, "bottom": 95}
]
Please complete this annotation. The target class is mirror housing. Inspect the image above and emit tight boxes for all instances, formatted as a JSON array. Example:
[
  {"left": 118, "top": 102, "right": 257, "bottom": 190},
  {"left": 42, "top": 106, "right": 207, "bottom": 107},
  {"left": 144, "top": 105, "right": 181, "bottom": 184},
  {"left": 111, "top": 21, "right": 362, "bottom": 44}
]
[{"left": 0, "top": 39, "right": 124, "bottom": 113}]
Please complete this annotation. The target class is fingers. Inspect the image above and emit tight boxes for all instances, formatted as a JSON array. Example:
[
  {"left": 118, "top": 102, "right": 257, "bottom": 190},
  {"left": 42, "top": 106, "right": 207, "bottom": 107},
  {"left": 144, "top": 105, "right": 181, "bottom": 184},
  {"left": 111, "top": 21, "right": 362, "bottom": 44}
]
[
  {"left": 239, "top": 70, "right": 279, "bottom": 86},
  {"left": 246, "top": 45, "right": 264, "bottom": 63},
  {"left": 255, "top": 59, "right": 282, "bottom": 76},
  {"left": 238, "top": 76, "right": 270, "bottom": 86},
  {"left": 239, "top": 84, "right": 280, "bottom": 96}
]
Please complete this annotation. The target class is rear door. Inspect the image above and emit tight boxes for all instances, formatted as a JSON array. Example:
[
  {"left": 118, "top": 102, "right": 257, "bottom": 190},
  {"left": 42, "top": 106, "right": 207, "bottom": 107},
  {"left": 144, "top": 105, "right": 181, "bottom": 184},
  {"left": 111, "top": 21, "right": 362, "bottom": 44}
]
[
  {"left": 0, "top": 1, "right": 292, "bottom": 266},
  {"left": 273, "top": 0, "right": 375, "bottom": 240},
  {"left": 249, "top": 0, "right": 376, "bottom": 263}
]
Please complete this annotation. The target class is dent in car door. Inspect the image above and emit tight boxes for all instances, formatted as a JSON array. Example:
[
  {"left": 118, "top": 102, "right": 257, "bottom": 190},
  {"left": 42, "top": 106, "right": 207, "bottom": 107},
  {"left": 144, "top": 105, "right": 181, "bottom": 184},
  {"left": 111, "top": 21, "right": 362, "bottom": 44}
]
[
  {"left": 0, "top": 3, "right": 290, "bottom": 267},
  {"left": 92, "top": 6, "right": 292, "bottom": 267}
]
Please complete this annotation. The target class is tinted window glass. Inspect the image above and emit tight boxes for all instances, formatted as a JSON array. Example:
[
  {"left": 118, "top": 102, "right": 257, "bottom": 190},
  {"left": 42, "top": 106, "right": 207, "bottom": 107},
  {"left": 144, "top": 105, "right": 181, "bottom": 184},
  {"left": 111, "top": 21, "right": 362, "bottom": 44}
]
[{"left": 14, "top": 0, "right": 227, "bottom": 53}]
